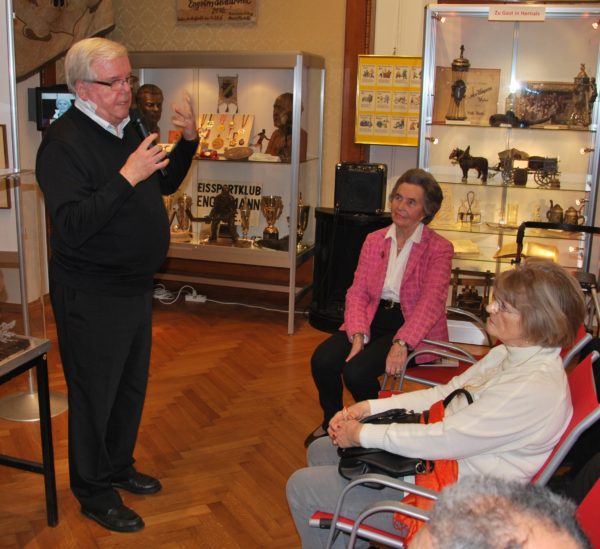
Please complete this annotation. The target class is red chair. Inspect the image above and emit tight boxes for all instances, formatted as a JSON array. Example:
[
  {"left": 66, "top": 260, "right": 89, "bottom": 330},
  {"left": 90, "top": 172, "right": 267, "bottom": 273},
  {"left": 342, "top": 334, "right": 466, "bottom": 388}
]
[
  {"left": 310, "top": 350, "right": 600, "bottom": 549},
  {"left": 576, "top": 479, "right": 600, "bottom": 547},
  {"left": 399, "top": 323, "right": 590, "bottom": 391}
]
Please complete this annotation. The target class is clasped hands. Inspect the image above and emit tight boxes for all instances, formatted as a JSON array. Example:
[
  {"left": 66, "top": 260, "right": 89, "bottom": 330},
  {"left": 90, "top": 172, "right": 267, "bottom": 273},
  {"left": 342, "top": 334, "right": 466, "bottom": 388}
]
[
  {"left": 121, "top": 92, "right": 198, "bottom": 186},
  {"left": 327, "top": 401, "right": 371, "bottom": 448}
]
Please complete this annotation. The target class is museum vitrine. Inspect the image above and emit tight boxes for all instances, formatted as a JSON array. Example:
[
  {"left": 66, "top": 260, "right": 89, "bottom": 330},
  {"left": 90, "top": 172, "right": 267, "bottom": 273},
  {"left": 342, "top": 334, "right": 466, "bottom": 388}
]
[
  {"left": 418, "top": 4, "right": 600, "bottom": 275},
  {"left": 128, "top": 51, "right": 325, "bottom": 333}
]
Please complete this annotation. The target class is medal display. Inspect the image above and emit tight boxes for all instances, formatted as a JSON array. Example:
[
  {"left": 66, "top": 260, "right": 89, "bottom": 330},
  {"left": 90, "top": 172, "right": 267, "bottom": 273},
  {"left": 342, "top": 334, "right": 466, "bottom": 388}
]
[{"left": 196, "top": 113, "right": 254, "bottom": 156}]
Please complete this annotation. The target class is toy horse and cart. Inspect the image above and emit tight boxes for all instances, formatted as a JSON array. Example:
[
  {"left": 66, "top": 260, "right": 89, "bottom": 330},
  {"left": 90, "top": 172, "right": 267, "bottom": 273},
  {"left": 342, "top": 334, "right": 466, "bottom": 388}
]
[
  {"left": 449, "top": 146, "right": 488, "bottom": 183},
  {"left": 492, "top": 148, "right": 560, "bottom": 187},
  {"left": 449, "top": 145, "right": 559, "bottom": 187}
]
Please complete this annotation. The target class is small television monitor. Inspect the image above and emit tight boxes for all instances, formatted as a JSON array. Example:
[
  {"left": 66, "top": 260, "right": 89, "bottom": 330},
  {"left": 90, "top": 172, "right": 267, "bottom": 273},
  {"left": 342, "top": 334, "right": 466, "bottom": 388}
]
[{"left": 35, "top": 85, "right": 76, "bottom": 131}]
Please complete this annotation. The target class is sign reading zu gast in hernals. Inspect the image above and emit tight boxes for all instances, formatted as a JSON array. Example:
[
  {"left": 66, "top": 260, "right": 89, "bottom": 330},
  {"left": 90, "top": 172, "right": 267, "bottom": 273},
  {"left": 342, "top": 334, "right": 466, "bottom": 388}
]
[{"left": 176, "top": 0, "right": 257, "bottom": 22}]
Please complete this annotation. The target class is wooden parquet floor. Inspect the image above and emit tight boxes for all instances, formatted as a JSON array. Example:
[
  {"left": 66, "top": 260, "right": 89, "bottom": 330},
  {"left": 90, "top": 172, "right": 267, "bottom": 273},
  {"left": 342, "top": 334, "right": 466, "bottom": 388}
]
[
  {"left": 0, "top": 298, "right": 427, "bottom": 548},
  {"left": 0, "top": 298, "right": 428, "bottom": 548}
]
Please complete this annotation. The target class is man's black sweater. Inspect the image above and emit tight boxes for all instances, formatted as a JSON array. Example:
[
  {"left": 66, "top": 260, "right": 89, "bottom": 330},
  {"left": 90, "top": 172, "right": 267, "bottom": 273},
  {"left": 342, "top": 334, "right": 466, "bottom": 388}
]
[{"left": 36, "top": 106, "right": 197, "bottom": 296}]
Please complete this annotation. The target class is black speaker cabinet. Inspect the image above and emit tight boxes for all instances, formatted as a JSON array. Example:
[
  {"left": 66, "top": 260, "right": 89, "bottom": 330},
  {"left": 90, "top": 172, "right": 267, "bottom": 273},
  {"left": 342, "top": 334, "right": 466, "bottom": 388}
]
[
  {"left": 334, "top": 162, "right": 388, "bottom": 214},
  {"left": 309, "top": 207, "right": 391, "bottom": 333}
]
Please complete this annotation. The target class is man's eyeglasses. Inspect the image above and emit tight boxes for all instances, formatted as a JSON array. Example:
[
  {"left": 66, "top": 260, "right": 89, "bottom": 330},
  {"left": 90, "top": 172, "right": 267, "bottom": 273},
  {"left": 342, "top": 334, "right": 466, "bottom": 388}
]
[{"left": 87, "top": 75, "right": 138, "bottom": 91}]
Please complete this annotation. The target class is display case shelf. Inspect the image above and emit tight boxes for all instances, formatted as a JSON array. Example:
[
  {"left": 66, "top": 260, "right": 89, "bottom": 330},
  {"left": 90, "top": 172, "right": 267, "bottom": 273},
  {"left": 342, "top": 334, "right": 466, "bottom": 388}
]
[
  {"left": 419, "top": 4, "right": 600, "bottom": 274},
  {"left": 129, "top": 51, "right": 325, "bottom": 334}
]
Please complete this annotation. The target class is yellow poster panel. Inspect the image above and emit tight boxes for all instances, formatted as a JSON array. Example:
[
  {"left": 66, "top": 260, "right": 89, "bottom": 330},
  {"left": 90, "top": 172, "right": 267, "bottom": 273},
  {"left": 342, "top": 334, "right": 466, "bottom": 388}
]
[{"left": 355, "top": 55, "right": 422, "bottom": 147}]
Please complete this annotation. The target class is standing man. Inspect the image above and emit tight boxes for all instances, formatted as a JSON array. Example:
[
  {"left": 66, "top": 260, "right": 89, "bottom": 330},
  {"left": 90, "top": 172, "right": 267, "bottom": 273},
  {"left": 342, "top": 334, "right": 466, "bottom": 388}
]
[
  {"left": 136, "top": 83, "right": 164, "bottom": 140},
  {"left": 36, "top": 37, "right": 198, "bottom": 533}
]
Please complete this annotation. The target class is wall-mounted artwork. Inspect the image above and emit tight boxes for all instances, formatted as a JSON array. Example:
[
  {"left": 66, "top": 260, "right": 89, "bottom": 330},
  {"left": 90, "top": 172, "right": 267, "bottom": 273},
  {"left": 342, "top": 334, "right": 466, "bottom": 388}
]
[
  {"left": 13, "top": 0, "right": 114, "bottom": 80},
  {"left": 355, "top": 55, "right": 422, "bottom": 147},
  {"left": 176, "top": 0, "right": 257, "bottom": 22}
]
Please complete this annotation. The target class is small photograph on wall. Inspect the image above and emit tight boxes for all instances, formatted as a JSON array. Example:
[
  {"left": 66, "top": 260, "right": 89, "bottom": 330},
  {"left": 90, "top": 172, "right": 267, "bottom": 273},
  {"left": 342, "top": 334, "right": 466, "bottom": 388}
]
[
  {"left": 359, "top": 90, "right": 375, "bottom": 110},
  {"left": 376, "top": 91, "right": 391, "bottom": 111},
  {"left": 0, "top": 178, "right": 10, "bottom": 209},
  {"left": 394, "top": 65, "right": 410, "bottom": 86},
  {"left": 373, "top": 115, "right": 390, "bottom": 134},
  {"left": 408, "top": 92, "right": 421, "bottom": 113},
  {"left": 410, "top": 66, "right": 422, "bottom": 87},
  {"left": 358, "top": 114, "right": 374, "bottom": 133},
  {"left": 360, "top": 64, "right": 376, "bottom": 85},
  {"left": 0, "top": 124, "right": 7, "bottom": 169},
  {"left": 392, "top": 92, "right": 408, "bottom": 112},
  {"left": 407, "top": 117, "right": 419, "bottom": 136},
  {"left": 377, "top": 65, "right": 393, "bottom": 86},
  {"left": 390, "top": 117, "right": 407, "bottom": 136}
]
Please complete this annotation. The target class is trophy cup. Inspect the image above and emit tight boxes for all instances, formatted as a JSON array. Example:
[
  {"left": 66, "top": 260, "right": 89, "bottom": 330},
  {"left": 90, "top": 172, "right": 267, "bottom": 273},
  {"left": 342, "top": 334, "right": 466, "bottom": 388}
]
[
  {"left": 170, "top": 193, "right": 193, "bottom": 242},
  {"left": 296, "top": 204, "right": 310, "bottom": 251},
  {"left": 260, "top": 195, "right": 283, "bottom": 240},
  {"left": 239, "top": 200, "right": 251, "bottom": 240}
]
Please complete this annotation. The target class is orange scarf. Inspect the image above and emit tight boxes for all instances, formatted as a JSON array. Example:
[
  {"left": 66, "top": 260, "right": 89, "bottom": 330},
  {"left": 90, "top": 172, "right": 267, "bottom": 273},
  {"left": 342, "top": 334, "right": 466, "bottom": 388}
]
[{"left": 392, "top": 398, "right": 458, "bottom": 543}]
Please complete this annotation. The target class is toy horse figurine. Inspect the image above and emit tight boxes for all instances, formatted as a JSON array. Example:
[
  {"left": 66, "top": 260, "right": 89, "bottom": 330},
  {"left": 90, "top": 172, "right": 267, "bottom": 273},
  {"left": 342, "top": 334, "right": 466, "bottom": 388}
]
[{"left": 449, "top": 146, "right": 488, "bottom": 183}]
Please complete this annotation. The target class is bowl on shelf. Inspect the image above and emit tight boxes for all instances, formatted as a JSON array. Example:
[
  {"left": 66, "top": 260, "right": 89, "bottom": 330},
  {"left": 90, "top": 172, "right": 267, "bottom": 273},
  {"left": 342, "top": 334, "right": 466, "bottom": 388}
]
[{"left": 223, "top": 146, "right": 253, "bottom": 161}]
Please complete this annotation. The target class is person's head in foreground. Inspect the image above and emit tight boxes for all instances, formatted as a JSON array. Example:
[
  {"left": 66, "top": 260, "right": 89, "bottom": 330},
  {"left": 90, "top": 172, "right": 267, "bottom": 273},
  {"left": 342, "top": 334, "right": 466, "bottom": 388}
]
[
  {"left": 485, "top": 257, "right": 585, "bottom": 348},
  {"left": 410, "top": 476, "right": 591, "bottom": 549}
]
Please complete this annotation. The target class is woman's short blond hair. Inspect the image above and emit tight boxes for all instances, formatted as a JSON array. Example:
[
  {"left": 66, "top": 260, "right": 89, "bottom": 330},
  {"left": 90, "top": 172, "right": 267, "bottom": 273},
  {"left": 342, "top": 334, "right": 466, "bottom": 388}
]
[
  {"left": 493, "top": 258, "right": 585, "bottom": 347},
  {"left": 65, "top": 37, "right": 128, "bottom": 93}
]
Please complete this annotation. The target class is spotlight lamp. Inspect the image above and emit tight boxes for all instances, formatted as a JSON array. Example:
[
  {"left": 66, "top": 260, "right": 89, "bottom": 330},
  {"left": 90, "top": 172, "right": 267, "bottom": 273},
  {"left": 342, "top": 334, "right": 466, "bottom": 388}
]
[
  {"left": 593, "top": 19, "right": 600, "bottom": 30},
  {"left": 425, "top": 136, "right": 439, "bottom": 145},
  {"left": 580, "top": 147, "right": 595, "bottom": 155}
]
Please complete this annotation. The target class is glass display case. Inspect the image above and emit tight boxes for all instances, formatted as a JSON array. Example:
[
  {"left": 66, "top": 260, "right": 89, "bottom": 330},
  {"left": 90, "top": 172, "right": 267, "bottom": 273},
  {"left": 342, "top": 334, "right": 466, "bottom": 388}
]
[
  {"left": 418, "top": 4, "right": 600, "bottom": 275},
  {"left": 129, "top": 51, "right": 325, "bottom": 333}
]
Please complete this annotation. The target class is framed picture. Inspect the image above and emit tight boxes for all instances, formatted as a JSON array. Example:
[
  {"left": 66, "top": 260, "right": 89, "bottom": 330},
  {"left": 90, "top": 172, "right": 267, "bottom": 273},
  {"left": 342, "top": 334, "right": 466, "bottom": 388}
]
[
  {"left": 355, "top": 55, "right": 422, "bottom": 146},
  {"left": 0, "top": 124, "right": 7, "bottom": 169},
  {"left": 0, "top": 178, "right": 10, "bottom": 209},
  {"left": 512, "top": 81, "right": 573, "bottom": 125},
  {"left": 433, "top": 67, "right": 501, "bottom": 125}
]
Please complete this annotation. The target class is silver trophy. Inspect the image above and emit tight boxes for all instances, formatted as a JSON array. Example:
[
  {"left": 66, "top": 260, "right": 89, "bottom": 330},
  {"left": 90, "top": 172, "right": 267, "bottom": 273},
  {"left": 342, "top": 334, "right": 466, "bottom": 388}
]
[
  {"left": 239, "top": 201, "right": 251, "bottom": 240},
  {"left": 260, "top": 195, "right": 284, "bottom": 240}
]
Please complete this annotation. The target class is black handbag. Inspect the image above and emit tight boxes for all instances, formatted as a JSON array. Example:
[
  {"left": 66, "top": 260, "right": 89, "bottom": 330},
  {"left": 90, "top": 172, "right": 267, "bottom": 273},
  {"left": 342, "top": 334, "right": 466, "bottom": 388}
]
[
  {"left": 337, "top": 408, "right": 431, "bottom": 487},
  {"left": 337, "top": 389, "right": 473, "bottom": 487}
]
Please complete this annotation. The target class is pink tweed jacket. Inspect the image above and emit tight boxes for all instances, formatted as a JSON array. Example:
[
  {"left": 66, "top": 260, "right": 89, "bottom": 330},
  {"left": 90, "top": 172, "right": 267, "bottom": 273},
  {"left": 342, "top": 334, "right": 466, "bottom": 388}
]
[{"left": 341, "top": 224, "right": 453, "bottom": 362}]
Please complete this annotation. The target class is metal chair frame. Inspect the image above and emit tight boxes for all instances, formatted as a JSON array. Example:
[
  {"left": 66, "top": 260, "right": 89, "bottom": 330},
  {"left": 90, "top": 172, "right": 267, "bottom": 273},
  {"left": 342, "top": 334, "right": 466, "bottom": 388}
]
[{"left": 311, "top": 350, "right": 600, "bottom": 549}]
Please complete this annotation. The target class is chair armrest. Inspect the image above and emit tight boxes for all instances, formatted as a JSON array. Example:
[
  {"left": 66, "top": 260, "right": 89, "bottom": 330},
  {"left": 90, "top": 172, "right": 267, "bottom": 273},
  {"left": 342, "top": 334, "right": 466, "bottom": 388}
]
[
  {"left": 392, "top": 348, "right": 476, "bottom": 393},
  {"left": 323, "top": 474, "right": 438, "bottom": 548},
  {"left": 421, "top": 338, "right": 478, "bottom": 361},
  {"left": 446, "top": 306, "right": 492, "bottom": 347},
  {"left": 348, "top": 500, "right": 431, "bottom": 549}
]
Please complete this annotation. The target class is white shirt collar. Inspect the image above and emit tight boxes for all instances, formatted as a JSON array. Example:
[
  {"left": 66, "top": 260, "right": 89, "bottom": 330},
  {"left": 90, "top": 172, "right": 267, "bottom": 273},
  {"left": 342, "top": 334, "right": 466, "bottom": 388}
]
[
  {"left": 385, "top": 222, "right": 424, "bottom": 248},
  {"left": 74, "top": 97, "right": 130, "bottom": 138}
]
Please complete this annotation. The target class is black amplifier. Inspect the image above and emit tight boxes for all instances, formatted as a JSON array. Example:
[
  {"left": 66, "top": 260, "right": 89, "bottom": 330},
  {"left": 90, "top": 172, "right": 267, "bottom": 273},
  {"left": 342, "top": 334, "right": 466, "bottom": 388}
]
[{"left": 334, "top": 162, "right": 388, "bottom": 214}]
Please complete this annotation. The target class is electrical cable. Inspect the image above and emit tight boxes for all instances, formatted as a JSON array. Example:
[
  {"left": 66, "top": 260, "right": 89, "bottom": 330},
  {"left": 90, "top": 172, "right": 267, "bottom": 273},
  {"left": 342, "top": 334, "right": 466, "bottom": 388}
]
[{"left": 152, "top": 283, "right": 308, "bottom": 315}]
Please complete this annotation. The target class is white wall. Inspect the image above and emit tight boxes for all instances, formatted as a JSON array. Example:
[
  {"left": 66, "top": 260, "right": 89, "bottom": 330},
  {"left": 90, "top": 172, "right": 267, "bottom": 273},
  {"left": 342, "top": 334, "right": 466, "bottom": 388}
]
[
  {"left": 0, "top": 0, "right": 46, "bottom": 307},
  {"left": 370, "top": 0, "right": 429, "bottom": 201}
]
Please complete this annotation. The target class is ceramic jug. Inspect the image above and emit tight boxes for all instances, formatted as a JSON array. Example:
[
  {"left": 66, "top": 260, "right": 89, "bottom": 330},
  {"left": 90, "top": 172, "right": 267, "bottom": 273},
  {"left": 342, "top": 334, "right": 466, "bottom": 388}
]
[
  {"left": 546, "top": 200, "right": 564, "bottom": 224},
  {"left": 564, "top": 206, "right": 585, "bottom": 225}
]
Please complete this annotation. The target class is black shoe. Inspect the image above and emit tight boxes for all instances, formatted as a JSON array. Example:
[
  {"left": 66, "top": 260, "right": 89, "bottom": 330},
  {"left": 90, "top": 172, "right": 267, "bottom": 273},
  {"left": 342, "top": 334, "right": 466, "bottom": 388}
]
[
  {"left": 112, "top": 471, "right": 162, "bottom": 495},
  {"left": 81, "top": 504, "right": 144, "bottom": 532},
  {"left": 304, "top": 427, "right": 328, "bottom": 448}
]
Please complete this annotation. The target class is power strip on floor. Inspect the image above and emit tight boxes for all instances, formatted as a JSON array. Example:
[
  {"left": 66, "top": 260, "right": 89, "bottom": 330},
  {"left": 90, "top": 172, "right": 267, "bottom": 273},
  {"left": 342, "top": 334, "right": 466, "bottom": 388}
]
[{"left": 185, "top": 293, "right": 207, "bottom": 303}]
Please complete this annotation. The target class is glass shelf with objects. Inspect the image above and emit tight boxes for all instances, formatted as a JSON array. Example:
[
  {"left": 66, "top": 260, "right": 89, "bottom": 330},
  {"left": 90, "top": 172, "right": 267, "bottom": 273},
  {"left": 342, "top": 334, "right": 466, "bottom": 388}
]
[
  {"left": 418, "top": 4, "right": 600, "bottom": 274},
  {"left": 129, "top": 52, "right": 325, "bottom": 334}
]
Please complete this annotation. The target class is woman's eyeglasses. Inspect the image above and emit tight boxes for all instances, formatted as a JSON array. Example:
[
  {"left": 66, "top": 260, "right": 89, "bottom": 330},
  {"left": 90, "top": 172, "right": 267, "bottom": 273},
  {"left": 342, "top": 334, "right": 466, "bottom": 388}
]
[
  {"left": 488, "top": 299, "right": 519, "bottom": 315},
  {"left": 87, "top": 75, "right": 138, "bottom": 91}
]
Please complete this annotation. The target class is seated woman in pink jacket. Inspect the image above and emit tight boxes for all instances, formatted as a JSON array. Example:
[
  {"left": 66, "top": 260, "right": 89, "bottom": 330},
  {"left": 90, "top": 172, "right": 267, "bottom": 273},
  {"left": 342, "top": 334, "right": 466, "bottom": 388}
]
[{"left": 305, "top": 168, "right": 453, "bottom": 447}]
